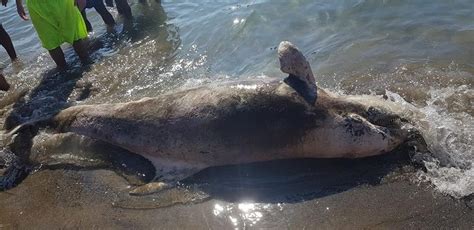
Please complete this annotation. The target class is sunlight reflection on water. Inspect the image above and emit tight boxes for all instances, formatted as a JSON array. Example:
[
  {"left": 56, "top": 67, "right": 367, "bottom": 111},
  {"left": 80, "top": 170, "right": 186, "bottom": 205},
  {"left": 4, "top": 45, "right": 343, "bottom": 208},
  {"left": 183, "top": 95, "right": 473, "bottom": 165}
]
[{"left": 212, "top": 201, "right": 285, "bottom": 228}]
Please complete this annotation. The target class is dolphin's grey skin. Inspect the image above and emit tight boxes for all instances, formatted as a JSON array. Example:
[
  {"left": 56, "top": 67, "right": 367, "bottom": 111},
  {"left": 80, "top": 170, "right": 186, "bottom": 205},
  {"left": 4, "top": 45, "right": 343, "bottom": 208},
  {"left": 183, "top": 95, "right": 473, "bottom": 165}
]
[
  {"left": 51, "top": 82, "right": 406, "bottom": 194},
  {"left": 2, "top": 41, "right": 410, "bottom": 194},
  {"left": 53, "top": 80, "right": 403, "bottom": 164}
]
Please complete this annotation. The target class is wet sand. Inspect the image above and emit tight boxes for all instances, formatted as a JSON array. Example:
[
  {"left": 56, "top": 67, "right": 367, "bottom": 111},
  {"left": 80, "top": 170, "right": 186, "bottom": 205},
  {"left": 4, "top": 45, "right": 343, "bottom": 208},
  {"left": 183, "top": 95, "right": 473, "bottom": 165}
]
[{"left": 1, "top": 154, "right": 473, "bottom": 229}]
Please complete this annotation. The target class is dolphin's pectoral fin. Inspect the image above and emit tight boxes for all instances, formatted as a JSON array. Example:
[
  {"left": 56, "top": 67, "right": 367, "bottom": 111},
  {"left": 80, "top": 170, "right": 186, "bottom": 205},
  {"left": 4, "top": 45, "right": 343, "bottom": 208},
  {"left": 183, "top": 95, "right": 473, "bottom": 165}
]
[
  {"left": 119, "top": 162, "right": 208, "bottom": 208},
  {"left": 128, "top": 160, "right": 204, "bottom": 196},
  {"left": 129, "top": 181, "right": 174, "bottom": 196},
  {"left": 114, "top": 183, "right": 211, "bottom": 209}
]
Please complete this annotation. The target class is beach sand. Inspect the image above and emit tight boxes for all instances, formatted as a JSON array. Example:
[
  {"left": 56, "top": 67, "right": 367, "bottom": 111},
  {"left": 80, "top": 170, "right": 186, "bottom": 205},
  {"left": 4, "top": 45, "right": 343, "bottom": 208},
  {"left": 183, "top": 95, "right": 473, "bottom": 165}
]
[{"left": 1, "top": 153, "right": 472, "bottom": 229}]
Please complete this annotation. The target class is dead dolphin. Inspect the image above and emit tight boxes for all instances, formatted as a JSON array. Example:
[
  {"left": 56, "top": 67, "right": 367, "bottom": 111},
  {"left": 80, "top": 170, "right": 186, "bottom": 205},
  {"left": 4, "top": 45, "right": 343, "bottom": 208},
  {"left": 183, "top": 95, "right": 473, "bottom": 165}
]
[{"left": 2, "top": 41, "right": 411, "bottom": 194}]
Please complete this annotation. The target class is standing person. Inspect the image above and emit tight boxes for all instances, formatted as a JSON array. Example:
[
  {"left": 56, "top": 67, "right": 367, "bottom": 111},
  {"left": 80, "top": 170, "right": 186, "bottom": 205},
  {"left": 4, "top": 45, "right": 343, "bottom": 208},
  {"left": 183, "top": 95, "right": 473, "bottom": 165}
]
[
  {"left": 1, "top": 0, "right": 18, "bottom": 91},
  {"left": 1, "top": 0, "right": 18, "bottom": 61},
  {"left": 15, "top": 0, "right": 89, "bottom": 68},
  {"left": 0, "top": 24, "right": 17, "bottom": 62},
  {"left": 81, "top": 0, "right": 115, "bottom": 32}
]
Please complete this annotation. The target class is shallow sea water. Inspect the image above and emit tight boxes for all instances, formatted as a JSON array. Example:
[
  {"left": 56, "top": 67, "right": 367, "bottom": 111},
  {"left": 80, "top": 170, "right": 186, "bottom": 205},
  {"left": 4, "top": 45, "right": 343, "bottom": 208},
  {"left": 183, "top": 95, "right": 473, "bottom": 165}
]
[{"left": 0, "top": 0, "right": 473, "bottom": 228}]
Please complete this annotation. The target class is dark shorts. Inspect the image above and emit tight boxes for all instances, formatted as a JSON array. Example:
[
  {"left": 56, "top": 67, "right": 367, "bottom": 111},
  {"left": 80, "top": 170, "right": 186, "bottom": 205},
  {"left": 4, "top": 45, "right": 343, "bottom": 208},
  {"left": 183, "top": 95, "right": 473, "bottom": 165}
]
[{"left": 86, "top": 0, "right": 100, "bottom": 9}]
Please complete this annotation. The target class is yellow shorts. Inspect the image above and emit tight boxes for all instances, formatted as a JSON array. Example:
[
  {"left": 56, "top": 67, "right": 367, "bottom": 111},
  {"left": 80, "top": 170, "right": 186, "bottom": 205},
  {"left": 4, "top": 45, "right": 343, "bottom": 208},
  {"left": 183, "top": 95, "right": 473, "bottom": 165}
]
[{"left": 27, "top": 0, "right": 88, "bottom": 50}]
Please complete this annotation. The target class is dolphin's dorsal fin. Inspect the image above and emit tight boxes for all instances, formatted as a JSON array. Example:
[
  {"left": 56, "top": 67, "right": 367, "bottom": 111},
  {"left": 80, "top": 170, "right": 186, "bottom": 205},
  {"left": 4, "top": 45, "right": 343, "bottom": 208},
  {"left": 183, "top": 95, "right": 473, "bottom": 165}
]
[
  {"left": 278, "top": 41, "right": 318, "bottom": 104},
  {"left": 283, "top": 74, "right": 317, "bottom": 105}
]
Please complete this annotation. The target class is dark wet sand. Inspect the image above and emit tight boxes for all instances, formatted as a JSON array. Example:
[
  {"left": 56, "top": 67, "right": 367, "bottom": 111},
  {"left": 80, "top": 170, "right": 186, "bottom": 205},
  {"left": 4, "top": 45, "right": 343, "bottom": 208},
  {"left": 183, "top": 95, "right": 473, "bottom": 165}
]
[{"left": 1, "top": 156, "right": 473, "bottom": 229}]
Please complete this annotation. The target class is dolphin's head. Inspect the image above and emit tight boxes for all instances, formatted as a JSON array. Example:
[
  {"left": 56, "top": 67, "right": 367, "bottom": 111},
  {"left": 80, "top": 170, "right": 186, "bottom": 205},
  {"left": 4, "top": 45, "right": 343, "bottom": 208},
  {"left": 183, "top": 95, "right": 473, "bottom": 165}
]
[{"left": 276, "top": 41, "right": 418, "bottom": 158}]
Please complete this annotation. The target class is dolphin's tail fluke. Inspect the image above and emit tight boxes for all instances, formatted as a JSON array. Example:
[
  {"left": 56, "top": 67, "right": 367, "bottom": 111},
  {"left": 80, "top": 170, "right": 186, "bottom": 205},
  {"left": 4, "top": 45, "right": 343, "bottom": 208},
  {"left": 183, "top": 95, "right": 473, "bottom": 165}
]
[
  {"left": 0, "top": 115, "right": 55, "bottom": 191},
  {"left": 2, "top": 116, "right": 52, "bottom": 140}
]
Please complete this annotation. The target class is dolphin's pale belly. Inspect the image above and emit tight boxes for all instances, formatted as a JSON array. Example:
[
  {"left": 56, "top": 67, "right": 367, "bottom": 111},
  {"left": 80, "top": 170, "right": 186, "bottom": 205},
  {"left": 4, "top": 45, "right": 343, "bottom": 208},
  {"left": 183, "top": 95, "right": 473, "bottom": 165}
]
[{"left": 54, "top": 83, "right": 401, "bottom": 168}]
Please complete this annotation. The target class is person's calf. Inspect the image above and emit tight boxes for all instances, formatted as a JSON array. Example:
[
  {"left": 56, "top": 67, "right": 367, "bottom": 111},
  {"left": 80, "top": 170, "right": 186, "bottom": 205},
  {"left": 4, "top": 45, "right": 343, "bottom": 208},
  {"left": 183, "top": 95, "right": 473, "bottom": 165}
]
[
  {"left": 0, "top": 73, "right": 10, "bottom": 91},
  {"left": 0, "top": 25, "right": 18, "bottom": 61},
  {"left": 48, "top": 47, "right": 67, "bottom": 69},
  {"left": 94, "top": 2, "right": 116, "bottom": 27},
  {"left": 72, "top": 39, "right": 91, "bottom": 65},
  {"left": 81, "top": 10, "right": 94, "bottom": 32},
  {"left": 115, "top": 0, "right": 132, "bottom": 19}
]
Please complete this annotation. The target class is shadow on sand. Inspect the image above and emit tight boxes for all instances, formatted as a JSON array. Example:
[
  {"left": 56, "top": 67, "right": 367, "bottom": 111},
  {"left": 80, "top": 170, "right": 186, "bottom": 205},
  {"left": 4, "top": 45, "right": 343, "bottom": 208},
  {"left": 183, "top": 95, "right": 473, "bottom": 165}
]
[
  {"left": 110, "top": 145, "right": 415, "bottom": 210},
  {"left": 183, "top": 147, "right": 414, "bottom": 204}
]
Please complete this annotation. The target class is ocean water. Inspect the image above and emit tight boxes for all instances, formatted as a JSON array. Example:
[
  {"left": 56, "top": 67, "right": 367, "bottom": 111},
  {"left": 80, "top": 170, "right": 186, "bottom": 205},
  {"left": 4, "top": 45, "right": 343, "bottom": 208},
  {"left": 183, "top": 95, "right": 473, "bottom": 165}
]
[{"left": 1, "top": 0, "right": 473, "bottom": 204}]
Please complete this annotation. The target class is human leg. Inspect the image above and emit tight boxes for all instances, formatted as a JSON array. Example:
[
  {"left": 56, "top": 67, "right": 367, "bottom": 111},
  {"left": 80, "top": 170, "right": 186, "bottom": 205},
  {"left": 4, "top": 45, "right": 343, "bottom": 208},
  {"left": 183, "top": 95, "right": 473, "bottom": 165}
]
[
  {"left": 72, "top": 38, "right": 89, "bottom": 64},
  {"left": 0, "top": 73, "right": 10, "bottom": 91},
  {"left": 48, "top": 47, "right": 67, "bottom": 68},
  {"left": 81, "top": 10, "right": 93, "bottom": 32},
  {"left": 114, "top": 0, "right": 132, "bottom": 19},
  {"left": 61, "top": 0, "right": 90, "bottom": 63},
  {"left": 94, "top": 0, "right": 115, "bottom": 27},
  {"left": 0, "top": 24, "right": 18, "bottom": 61}
]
